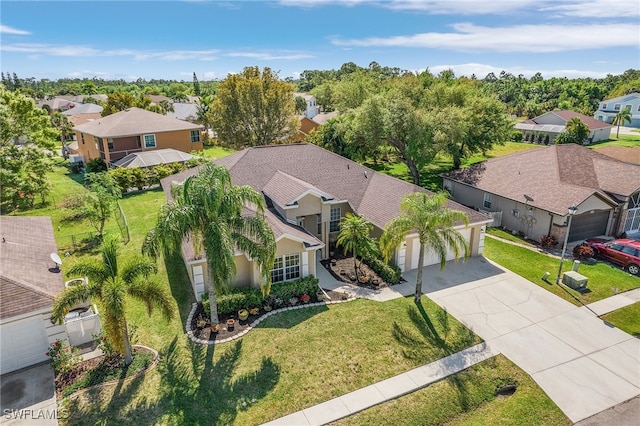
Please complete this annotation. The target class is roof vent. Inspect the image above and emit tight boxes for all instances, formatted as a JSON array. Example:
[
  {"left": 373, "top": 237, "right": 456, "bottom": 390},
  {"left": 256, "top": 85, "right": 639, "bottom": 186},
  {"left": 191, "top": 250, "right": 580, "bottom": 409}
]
[{"left": 364, "top": 171, "right": 368, "bottom": 178}]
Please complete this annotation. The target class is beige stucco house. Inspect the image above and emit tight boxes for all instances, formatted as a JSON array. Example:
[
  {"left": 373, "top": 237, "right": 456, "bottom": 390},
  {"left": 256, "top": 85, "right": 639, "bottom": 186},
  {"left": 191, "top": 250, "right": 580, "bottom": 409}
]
[
  {"left": 161, "top": 143, "right": 491, "bottom": 300},
  {"left": 73, "top": 107, "right": 203, "bottom": 167},
  {"left": 441, "top": 144, "right": 640, "bottom": 243}
]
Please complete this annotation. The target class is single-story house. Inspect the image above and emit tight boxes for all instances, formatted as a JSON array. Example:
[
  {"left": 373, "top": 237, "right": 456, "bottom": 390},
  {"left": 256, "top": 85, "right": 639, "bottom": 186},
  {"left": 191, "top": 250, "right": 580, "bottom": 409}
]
[
  {"left": 161, "top": 143, "right": 491, "bottom": 300},
  {"left": 441, "top": 144, "right": 640, "bottom": 243},
  {"left": 62, "top": 103, "right": 103, "bottom": 116},
  {"left": 73, "top": 107, "right": 204, "bottom": 167},
  {"left": 113, "top": 148, "right": 195, "bottom": 168},
  {"left": 0, "top": 217, "right": 68, "bottom": 374},
  {"left": 515, "top": 110, "right": 611, "bottom": 144},
  {"left": 595, "top": 93, "right": 640, "bottom": 128}
]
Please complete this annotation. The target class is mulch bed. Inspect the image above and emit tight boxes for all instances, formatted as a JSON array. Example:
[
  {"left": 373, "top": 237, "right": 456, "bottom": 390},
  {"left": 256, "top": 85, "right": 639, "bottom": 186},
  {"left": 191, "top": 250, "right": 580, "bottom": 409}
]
[
  {"left": 321, "top": 253, "right": 395, "bottom": 290},
  {"left": 190, "top": 288, "right": 349, "bottom": 342}
]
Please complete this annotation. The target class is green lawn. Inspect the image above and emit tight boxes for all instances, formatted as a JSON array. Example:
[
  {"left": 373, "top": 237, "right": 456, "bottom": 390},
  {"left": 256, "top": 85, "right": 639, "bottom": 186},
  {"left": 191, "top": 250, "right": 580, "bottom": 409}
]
[
  {"left": 483, "top": 238, "right": 640, "bottom": 305},
  {"left": 332, "top": 355, "right": 569, "bottom": 426},
  {"left": 486, "top": 228, "right": 536, "bottom": 246},
  {"left": 602, "top": 302, "right": 640, "bottom": 337},
  {"left": 202, "top": 144, "right": 236, "bottom": 159},
  {"left": 590, "top": 133, "right": 640, "bottom": 148}
]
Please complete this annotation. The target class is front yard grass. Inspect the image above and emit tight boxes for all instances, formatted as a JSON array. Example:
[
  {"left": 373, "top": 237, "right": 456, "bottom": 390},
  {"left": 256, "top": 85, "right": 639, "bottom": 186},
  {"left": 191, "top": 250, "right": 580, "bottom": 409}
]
[
  {"left": 602, "top": 302, "right": 640, "bottom": 337},
  {"left": 483, "top": 237, "right": 640, "bottom": 305},
  {"left": 486, "top": 227, "right": 536, "bottom": 246},
  {"left": 331, "top": 355, "right": 569, "bottom": 426}
]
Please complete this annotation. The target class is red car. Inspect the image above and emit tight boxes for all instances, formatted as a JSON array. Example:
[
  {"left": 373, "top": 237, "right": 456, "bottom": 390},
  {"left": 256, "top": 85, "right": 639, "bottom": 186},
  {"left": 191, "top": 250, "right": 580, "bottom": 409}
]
[{"left": 584, "top": 238, "right": 640, "bottom": 276}]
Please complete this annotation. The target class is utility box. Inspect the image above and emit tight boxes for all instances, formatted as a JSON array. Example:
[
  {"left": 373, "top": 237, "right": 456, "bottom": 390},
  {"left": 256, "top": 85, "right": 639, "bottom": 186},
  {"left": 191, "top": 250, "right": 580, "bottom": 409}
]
[{"left": 562, "top": 271, "right": 588, "bottom": 290}]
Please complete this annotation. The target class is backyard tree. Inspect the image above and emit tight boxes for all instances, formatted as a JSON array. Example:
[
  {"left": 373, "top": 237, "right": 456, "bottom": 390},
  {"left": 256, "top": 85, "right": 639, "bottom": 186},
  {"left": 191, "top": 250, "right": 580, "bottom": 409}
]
[
  {"left": 0, "top": 85, "right": 57, "bottom": 212},
  {"left": 612, "top": 107, "right": 632, "bottom": 138},
  {"left": 555, "top": 117, "right": 590, "bottom": 144},
  {"left": 337, "top": 213, "right": 375, "bottom": 278},
  {"left": 210, "top": 66, "right": 298, "bottom": 148},
  {"left": 143, "top": 163, "right": 275, "bottom": 325},
  {"left": 52, "top": 234, "right": 175, "bottom": 365},
  {"left": 83, "top": 173, "right": 122, "bottom": 239},
  {"left": 50, "top": 112, "right": 74, "bottom": 159},
  {"left": 380, "top": 192, "right": 469, "bottom": 303}
]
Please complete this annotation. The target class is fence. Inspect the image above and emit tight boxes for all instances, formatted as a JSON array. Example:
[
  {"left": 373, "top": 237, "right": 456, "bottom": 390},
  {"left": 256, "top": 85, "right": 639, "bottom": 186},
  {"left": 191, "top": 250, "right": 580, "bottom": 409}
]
[
  {"left": 480, "top": 209, "right": 503, "bottom": 227},
  {"left": 57, "top": 201, "right": 129, "bottom": 252}
]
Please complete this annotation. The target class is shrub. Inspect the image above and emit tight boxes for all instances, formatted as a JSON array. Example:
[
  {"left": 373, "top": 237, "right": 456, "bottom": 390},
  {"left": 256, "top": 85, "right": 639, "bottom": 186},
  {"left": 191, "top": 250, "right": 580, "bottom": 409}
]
[
  {"left": 270, "top": 276, "right": 319, "bottom": 301},
  {"left": 540, "top": 234, "right": 558, "bottom": 248},
  {"left": 46, "top": 339, "right": 80, "bottom": 375},
  {"left": 362, "top": 244, "right": 402, "bottom": 284},
  {"left": 85, "top": 158, "right": 107, "bottom": 173},
  {"left": 216, "top": 287, "right": 263, "bottom": 316},
  {"left": 573, "top": 244, "right": 595, "bottom": 260}
]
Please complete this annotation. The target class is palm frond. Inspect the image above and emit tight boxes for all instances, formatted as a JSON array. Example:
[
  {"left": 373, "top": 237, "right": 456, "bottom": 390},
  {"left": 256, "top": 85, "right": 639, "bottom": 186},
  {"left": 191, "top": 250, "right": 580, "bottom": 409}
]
[
  {"left": 66, "top": 259, "right": 110, "bottom": 285},
  {"left": 121, "top": 256, "right": 158, "bottom": 284},
  {"left": 127, "top": 279, "right": 176, "bottom": 321},
  {"left": 51, "top": 284, "right": 94, "bottom": 324}
]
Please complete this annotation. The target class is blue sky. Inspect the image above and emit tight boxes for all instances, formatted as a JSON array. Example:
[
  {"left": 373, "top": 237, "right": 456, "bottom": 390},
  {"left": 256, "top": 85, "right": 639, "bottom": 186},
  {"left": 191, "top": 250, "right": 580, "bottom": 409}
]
[{"left": 1, "top": 0, "right": 639, "bottom": 82}]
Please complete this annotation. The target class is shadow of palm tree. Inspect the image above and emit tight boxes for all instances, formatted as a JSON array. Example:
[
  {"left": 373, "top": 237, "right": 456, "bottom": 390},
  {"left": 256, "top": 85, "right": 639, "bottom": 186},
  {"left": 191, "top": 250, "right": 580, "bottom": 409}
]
[{"left": 163, "top": 249, "right": 196, "bottom": 325}]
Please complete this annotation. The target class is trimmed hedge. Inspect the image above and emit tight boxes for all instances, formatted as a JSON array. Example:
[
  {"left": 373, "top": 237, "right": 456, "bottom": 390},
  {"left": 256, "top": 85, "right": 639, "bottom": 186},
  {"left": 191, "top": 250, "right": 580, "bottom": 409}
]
[
  {"left": 269, "top": 276, "right": 319, "bottom": 301},
  {"left": 362, "top": 245, "right": 402, "bottom": 284}
]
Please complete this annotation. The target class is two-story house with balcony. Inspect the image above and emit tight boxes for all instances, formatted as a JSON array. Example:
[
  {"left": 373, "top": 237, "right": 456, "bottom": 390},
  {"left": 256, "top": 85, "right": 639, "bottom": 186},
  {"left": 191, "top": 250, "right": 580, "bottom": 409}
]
[{"left": 73, "top": 107, "right": 203, "bottom": 167}]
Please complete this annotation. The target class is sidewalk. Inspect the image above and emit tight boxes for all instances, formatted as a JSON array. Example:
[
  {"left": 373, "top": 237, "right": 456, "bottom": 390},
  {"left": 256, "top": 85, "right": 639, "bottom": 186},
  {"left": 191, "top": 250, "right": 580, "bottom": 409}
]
[{"left": 261, "top": 343, "right": 498, "bottom": 426}]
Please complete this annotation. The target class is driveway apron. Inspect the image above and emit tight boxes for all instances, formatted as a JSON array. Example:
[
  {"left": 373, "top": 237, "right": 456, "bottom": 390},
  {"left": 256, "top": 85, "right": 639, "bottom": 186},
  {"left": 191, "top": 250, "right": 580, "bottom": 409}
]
[{"left": 410, "top": 257, "right": 640, "bottom": 423}]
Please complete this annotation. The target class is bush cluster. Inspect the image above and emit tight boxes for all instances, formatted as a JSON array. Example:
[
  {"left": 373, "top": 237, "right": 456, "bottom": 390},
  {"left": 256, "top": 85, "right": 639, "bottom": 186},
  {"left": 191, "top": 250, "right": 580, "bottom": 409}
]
[
  {"left": 573, "top": 244, "right": 595, "bottom": 260},
  {"left": 216, "top": 287, "right": 263, "bottom": 316},
  {"left": 46, "top": 339, "right": 80, "bottom": 376},
  {"left": 540, "top": 234, "right": 559, "bottom": 248},
  {"left": 361, "top": 244, "right": 402, "bottom": 284},
  {"left": 108, "top": 157, "right": 205, "bottom": 193},
  {"left": 269, "top": 276, "right": 319, "bottom": 301}
]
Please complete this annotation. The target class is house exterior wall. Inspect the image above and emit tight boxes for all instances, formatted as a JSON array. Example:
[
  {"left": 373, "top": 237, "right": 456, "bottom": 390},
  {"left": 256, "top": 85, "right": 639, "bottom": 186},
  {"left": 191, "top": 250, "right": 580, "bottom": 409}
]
[
  {"left": 535, "top": 112, "right": 566, "bottom": 126},
  {"left": 595, "top": 94, "right": 640, "bottom": 128},
  {"left": 74, "top": 128, "right": 203, "bottom": 165},
  {"left": 590, "top": 127, "right": 611, "bottom": 142}
]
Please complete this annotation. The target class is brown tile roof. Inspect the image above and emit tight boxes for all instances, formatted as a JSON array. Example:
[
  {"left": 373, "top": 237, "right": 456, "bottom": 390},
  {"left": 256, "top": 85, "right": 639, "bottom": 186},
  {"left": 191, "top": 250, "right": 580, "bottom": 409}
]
[
  {"left": 541, "top": 110, "right": 611, "bottom": 130},
  {"left": 0, "top": 216, "right": 64, "bottom": 320},
  {"left": 73, "top": 107, "right": 202, "bottom": 138},
  {"left": 161, "top": 143, "right": 489, "bottom": 230},
  {"left": 442, "top": 144, "right": 639, "bottom": 215},
  {"left": 595, "top": 146, "right": 640, "bottom": 165},
  {"left": 312, "top": 111, "right": 339, "bottom": 125}
]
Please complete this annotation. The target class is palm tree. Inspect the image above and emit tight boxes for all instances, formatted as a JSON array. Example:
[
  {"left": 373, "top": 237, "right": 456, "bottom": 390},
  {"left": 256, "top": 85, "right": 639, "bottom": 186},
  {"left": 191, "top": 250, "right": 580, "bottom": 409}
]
[
  {"left": 336, "top": 212, "right": 375, "bottom": 277},
  {"left": 612, "top": 107, "right": 632, "bottom": 138},
  {"left": 143, "top": 163, "right": 275, "bottom": 324},
  {"left": 380, "top": 192, "right": 469, "bottom": 303},
  {"left": 50, "top": 112, "right": 74, "bottom": 159},
  {"left": 51, "top": 234, "right": 175, "bottom": 365}
]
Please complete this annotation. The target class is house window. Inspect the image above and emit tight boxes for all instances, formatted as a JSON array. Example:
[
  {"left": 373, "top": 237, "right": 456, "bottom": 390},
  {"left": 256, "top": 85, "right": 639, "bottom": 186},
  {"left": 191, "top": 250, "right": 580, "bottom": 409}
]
[
  {"left": 190, "top": 130, "right": 200, "bottom": 143},
  {"left": 271, "top": 254, "right": 300, "bottom": 283},
  {"left": 601, "top": 103, "right": 607, "bottom": 109},
  {"left": 317, "top": 215, "right": 322, "bottom": 235},
  {"left": 483, "top": 193, "right": 492, "bottom": 209},
  {"left": 329, "top": 207, "right": 341, "bottom": 232},
  {"left": 81, "top": 133, "right": 85, "bottom": 145},
  {"left": 638, "top": 105, "right": 640, "bottom": 112},
  {"left": 614, "top": 104, "right": 621, "bottom": 111},
  {"left": 625, "top": 104, "right": 632, "bottom": 112},
  {"left": 144, "top": 134, "right": 156, "bottom": 148},
  {"left": 107, "top": 139, "right": 114, "bottom": 150},
  {"left": 136, "top": 136, "right": 142, "bottom": 148}
]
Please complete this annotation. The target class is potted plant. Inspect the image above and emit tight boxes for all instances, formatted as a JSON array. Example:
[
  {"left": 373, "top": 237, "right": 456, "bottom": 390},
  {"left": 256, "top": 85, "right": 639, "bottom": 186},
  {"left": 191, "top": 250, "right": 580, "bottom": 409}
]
[
  {"left": 210, "top": 323, "right": 220, "bottom": 332},
  {"left": 249, "top": 307, "right": 260, "bottom": 315},
  {"left": 358, "top": 275, "right": 369, "bottom": 284},
  {"left": 226, "top": 318, "right": 235, "bottom": 331},
  {"left": 300, "top": 294, "right": 311, "bottom": 304},
  {"left": 289, "top": 296, "right": 299, "bottom": 306},
  {"left": 238, "top": 309, "right": 249, "bottom": 321},
  {"left": 316, "top": 290, "right": 326, "bottom": 301}
]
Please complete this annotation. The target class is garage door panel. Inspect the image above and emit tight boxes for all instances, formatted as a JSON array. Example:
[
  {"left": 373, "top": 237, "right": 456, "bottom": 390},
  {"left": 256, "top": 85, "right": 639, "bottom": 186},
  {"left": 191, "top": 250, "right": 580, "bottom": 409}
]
[
  {"left": 411, "top": 228, "right": 471, "bottom": 269},
  {"left": 569, "top": 211, "right": 609, "bottom": 241},
  {"left": 1, "top": 315, "right": 49, "bottom": 375}
]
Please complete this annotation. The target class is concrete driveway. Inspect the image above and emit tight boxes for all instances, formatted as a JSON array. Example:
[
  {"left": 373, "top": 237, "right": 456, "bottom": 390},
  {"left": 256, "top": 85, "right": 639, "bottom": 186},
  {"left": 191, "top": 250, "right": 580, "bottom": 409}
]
[
  {"left": 403, "top": 257, "right": 640, "bottom": 423},
  {"left": 0, "top": 363, "right": 59, "bottom": 425}
]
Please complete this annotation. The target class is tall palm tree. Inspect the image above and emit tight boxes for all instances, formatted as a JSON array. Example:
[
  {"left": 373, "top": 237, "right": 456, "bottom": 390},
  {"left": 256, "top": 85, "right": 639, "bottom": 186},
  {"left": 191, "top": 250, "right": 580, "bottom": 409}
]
[
  {"left": 612, "top": 107, "right": 632, "bottom": 138},
  {"left": 143, "top": 163, "right": 275, "bottom": 324},
  {"left": 52, "top": 234, "right": 175, "bottom": 365},
  {"left": 336, "top": 212, "right": 374, "bottom": 277},
  {"left": 380, "top": 192, "right": 469, "bottom": 303}
]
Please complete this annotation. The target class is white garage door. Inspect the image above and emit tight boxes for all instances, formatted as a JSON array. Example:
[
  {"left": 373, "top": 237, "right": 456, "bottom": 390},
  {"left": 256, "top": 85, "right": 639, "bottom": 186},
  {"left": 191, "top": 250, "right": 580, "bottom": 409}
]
[
  {"left": 411, "top": 228, "right": 472, "bottom": 270},
  {"left": 0, "top": 315, "right": 49, "bottom": 375}
]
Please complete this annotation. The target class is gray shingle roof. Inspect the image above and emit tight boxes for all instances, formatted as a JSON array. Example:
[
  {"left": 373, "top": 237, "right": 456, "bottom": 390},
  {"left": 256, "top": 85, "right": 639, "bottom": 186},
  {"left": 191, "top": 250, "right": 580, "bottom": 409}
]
[
  {"left": 161, "top": 143, "right": 489, "bottom": 230},
  {"left": 442, "top": 144, "right": 638, "bottom": 215},
  {"left": 73, "top": 107, "right": 202, "bottom": 138},
  {"left": 0, "top": 216, "right": 64, "bottom": 319}
]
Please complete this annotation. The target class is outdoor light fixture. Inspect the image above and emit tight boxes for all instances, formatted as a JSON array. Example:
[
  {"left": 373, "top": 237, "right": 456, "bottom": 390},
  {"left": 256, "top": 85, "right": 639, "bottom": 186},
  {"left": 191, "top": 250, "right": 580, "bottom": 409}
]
[{"left": 555, "top": 206, "right": 578, "bottom": 284}]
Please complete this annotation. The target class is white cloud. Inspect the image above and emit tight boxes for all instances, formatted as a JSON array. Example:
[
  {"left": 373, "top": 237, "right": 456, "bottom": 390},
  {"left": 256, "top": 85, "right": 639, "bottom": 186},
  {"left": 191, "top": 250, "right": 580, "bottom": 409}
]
[
  {"left": 540, "top": 0, "right": 640, "bottom": 18},
  {"left": 427, "top": 63, "right": 616, "bottom": 79},
  {"left": 225, "top": 52, "right": 314, "bottom": 60},
  {"left": 330, "top": 23, "right": 640, "bottom": 52},
  {"left": 0, "top": 24, "right": 31, "bottom": 35},
  {"left": 0, "top": 43, "right": 220, "bottom": 60},
  {"left": 384, "top": 0, "right": 540, "bottom": 14}
]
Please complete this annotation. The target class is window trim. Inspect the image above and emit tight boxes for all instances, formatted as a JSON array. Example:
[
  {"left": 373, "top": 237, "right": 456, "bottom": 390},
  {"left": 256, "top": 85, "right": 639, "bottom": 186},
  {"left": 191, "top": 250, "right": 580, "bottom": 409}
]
[
  {"left": 329, "top": 207, "right": 341, "bottom": 233},
  {"left": 271, "top": 253, "right": 301, "bottom": 283},
  {"left": 614, "top": 104, "right": 621, "bottom": 111},
  {"left": 190, "top": 130, "right": 201, "bottom": 143},
  {"left": 483, "top": 193, "right": 492, "bottom": 210},
  {"left": 317, "top": 215, "right": 322, "bottom": 235},
  {"left": 81, "top": 133, "right": 85, "bottom": 145},
  {"left": 143, "top": 134, "right": 156, "bottom": 148}
]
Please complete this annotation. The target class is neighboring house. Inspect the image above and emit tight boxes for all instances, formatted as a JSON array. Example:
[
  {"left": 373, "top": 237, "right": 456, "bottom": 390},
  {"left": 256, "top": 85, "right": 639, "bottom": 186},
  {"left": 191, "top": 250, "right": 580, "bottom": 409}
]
[
  {"left": 0, "top": 217, "right": 68, "bottom": 374},
  {"left": 148, "top": 94, "right": 172, "bottom": 104},
  {"left": 595, "top": 93, "right": 640, "bottom": 128},
  {"left": 515, "top": 110, "right": 611, "bottom": 144},
  {"left": 167, "top": 102, "right": 198, "bottom": 122},
  {"left": 294, "top": 116, "right": 319, "bottom": 141},
  {"left": 161, "top": 143, "right": 490, "bottom": 300},
  {"left": 62, "top": 102, "right": 103, "bottom": 116},
  {"left": 312, "top": 111, "right": 339, "bottom": 125},
  {"left": 441, "top": 144, "right": 640, "bottom": 243},
  {"left": 73, "top": 107, "right": 203, "bottom": 166},
  {"left": 38, "top": 97, "right": 75, "bottom": 112},
  {"left": 293, "top": 92, "right": 319, "bottom": 119},
  {"left": 113, "top": 148, "right": 194, "bottom": 168}
]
